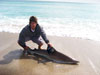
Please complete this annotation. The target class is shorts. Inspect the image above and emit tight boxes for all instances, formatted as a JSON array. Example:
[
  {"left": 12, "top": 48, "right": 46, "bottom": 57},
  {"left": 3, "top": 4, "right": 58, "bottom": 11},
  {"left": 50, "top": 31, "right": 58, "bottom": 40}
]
[{"left": 25, "top": 36, "right": 43, "bottom": 45}]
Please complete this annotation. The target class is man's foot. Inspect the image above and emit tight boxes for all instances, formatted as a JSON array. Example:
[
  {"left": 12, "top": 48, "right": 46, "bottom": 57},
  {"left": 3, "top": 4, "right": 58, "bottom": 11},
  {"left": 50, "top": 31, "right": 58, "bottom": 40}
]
[
  {"left": 23, "top": 49, "right": 31, "bottom": 56},
  {"left": 38, "top": 47, "right": 42, "bottom": 50},
  {"left": 23, "top": 50, "right": 28, "bottom": 56}
]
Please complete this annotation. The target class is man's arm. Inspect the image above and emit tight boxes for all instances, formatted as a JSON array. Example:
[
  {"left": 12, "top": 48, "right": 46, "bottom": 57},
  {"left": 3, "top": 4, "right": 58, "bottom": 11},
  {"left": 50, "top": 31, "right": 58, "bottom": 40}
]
[
  {"left": 18, "top": 30, "right": 26, "bottom": 48},
  {"left": 18, "top": 27, "right": 30, "bottom": 50},
  {"left": 40, "top": 27, "right": 49, "bottom": 44},
  {"left": 17, "top": 28, "right": 30, "bottom": 50}
]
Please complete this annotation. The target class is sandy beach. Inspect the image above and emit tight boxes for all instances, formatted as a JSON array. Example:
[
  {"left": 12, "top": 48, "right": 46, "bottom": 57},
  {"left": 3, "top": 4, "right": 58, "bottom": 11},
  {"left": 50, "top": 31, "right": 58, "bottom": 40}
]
[{"left": 0, "top": 32, "right": 100, "bottom": 75}]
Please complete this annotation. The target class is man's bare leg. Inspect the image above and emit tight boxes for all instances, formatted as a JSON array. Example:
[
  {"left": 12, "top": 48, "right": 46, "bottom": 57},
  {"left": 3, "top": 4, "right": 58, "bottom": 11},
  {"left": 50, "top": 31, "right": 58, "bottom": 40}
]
[{"left": 38, "top": 43, "right": 43, "bottom": 49}]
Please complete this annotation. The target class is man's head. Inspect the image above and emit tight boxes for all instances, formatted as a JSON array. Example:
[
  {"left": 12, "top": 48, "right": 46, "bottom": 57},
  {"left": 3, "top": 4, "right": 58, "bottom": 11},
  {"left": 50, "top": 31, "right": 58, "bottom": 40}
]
[{"left": 29, "top": 16, "right": 38, "bottom": 30}]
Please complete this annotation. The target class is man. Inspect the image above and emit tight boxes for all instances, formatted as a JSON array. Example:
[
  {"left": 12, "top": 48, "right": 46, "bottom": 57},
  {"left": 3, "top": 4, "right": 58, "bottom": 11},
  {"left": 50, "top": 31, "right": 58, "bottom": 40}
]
[{"left": 18, "top": 16, "right": 52, "bottom": 54}]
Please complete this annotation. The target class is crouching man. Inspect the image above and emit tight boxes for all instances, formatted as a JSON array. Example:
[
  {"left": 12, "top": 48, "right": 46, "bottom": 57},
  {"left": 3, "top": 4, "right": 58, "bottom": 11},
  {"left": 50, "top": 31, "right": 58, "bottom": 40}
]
[{"left": 18, "top": 16, "right": 52, "bottom": 54}]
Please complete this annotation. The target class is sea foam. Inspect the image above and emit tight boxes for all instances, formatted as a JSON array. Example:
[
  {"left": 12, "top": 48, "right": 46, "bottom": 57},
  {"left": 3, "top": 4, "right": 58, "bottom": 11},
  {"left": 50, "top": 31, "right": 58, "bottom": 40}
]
[{"left": 0, "top": 16, "right": 100, "bottom": 41}]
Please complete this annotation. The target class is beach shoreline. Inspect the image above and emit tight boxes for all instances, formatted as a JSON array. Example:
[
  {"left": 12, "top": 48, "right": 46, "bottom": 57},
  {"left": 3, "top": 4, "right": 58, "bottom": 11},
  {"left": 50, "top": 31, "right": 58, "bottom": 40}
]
[{"left": 0, "top": 32, "right": 100, "bottom": 75}]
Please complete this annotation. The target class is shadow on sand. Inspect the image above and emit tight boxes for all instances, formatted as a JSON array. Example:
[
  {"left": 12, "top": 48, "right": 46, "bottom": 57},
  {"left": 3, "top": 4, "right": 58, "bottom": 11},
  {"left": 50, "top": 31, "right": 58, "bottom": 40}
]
[{"left": 0, "top": 49, "right": 79, "bottom": 65}]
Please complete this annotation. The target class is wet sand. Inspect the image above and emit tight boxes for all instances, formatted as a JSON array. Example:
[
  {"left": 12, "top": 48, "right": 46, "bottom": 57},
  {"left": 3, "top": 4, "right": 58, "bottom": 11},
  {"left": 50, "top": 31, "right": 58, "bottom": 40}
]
[{"left": 0, "top": 32, "right": 100, "bottom": 75}]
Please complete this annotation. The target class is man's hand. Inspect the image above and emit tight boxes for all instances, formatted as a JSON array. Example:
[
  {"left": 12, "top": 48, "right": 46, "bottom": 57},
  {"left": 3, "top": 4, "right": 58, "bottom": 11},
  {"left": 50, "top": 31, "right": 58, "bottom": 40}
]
[
  {"left": 47, "top": 43, "right": 52, "bottom": 47},
  {"left": 47, "top": 43, "right": 55, "bottom": 54},
  {"left": 24, "top": 46, "right": 30, "bottom": 50}
]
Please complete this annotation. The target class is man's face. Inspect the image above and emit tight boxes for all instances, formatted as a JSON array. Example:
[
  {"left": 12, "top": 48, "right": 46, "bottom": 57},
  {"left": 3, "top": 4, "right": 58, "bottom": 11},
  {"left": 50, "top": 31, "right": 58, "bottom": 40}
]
[{"left": 30, "top": 22, "right": 37, "bottom": 30}]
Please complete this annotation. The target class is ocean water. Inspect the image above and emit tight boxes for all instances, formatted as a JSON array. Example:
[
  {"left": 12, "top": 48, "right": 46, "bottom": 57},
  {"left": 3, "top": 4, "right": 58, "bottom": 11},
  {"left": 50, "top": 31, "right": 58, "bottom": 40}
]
[{"left": 0, "top": 1, "right": 100, "bottom": 41}]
